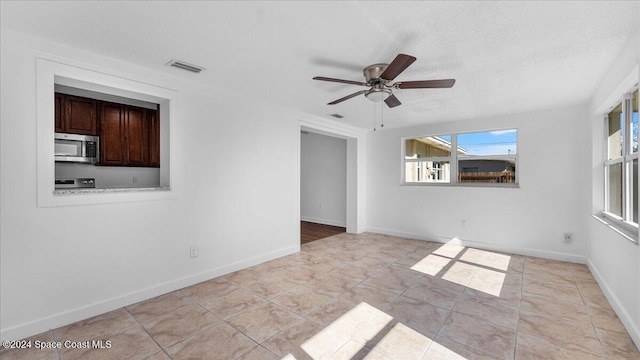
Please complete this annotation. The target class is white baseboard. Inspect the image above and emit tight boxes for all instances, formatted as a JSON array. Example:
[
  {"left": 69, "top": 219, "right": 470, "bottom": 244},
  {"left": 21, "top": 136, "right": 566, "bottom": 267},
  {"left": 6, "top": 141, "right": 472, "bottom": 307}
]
[
  {"left": 0, "top": 245, "right": 299, "bottom": 342},
  {"left": 366, "top": 227, "right": 587, "bottom": 264},
  {"left": 587, "top": 259, "right": 640, "bottom": 351},
  {"left": 300, "top": 216, "right": 346, "bottom": 228}
]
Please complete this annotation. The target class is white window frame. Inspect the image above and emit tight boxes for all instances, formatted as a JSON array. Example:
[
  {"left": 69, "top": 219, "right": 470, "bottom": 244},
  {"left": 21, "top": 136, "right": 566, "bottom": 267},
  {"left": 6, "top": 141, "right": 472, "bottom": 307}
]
[
  {"left": 401, "top": 129, "right": 519, "bottom": 187},
  {"left": 603, "top": 87, "right": 638, "bottom": 234}
]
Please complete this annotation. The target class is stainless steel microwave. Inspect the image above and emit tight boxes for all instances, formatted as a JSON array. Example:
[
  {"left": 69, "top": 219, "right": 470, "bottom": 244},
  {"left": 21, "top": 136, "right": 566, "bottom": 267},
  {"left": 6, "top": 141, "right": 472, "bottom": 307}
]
[{"left": 54, "top": 133, "right": 99, "bottom": 164}]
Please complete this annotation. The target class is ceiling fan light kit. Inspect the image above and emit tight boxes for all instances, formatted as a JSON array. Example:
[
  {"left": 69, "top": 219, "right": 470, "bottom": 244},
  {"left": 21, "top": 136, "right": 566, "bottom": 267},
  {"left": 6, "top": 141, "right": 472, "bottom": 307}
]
[
  {"left": 365, "top": 87, "right": 391, "bottom": 102},
  {"left": 313, "top": 53, "right": 455, "bottom": 109}
]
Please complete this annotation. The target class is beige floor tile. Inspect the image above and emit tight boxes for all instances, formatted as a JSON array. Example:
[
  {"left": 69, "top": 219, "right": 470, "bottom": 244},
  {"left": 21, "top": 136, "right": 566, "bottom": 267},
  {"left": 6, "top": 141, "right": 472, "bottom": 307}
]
[
  {"left": 0, "top": 331, "right": 59, "bottom": 360},
  {"left": 466, "top": 266, "right": 509, "bottom": 297},
  {"left": 432, "top": 244, "right": 466, "bottom": 259},
  {"left": 524, "top": 257, "right": 572, "bottom": 275},
  {"left": 402, "top": 276, "right": 464, "bottom": 310},
  {"left": 338, "top": 284, "right": 398, "bottom": 311},
  {"left": 520, "top": 293, "right": 589, "bottom": 322},
  {"left": 588, "top": 305, "right": 629, "bottom": 334},
  {"left": 522, "top": 270, "right": 575, "bottom": 287},
  {"left": 363, "top": 265, "right": 422, "bottom": 295},
  {"left": 179, "top": 277, "right": 236, "bottom": 299},
  {"left": 515, "top": 333, "right": 604, "bottom": 360},
  {"left": 165, "top": 322, "right": 257, "bottom": 360},
  {"left": 199, "top": 287, "right": 266, "bottom": 319},
  {"left": 227, "top": 302, "right": 302, "bottom": 343},
  {"left": 567, "top": 263, "right": 594, "bottom": 280},
  {"left": 242, "top": 274, "right": 299, "bottom": 299},
  {"left": 327, "top": 263, "right": 378, "bottom": 283},
  {"left": 368, "top": 322, "right": 432, "bottom": 360},
  {"left": 270, "top": 286, "right": 335, "bottom": 317},
  {"left": 236, "top": 345, "right": 279, "bottom": 360},
  {"left": 59, "top": 325, "right": 160, "bottom": 360},
  {"left": 453, "top": 292, "right": 519, "bottom": 330},
  {"left": 441, "top": 261, "right": 478, "bottom": 287},
  {"left": 463, "top": 286, "right": 521, "bottom": 308},
  {"left": 54, "top": 308, "right": 138, "bottom": 343},
  {"left": 142, "top": 302, "right": 220, "bottom": 348},
  {"left": 305, "top": 296, "right": 362, "bottom": 327},
  {"left": 125, "top": 291, "right": 193, "bottom": 324},
  {"left": 145, "top": 351, "right": 171, "bottom": 360},
  {"left": 517, "top": 310, "right": 603, "bottom": 357},
  {"left": 14, "top": 233, "right": 640, "bottom": 360},
  {"left": 522, "top": 277, "right": 582, "bottom": 304},
  {"left": 219, "top": 267, "right": 264, "bottom": 285},
  {"left": 502, "top": 273, "right": 523, "bottom": 290},
  {"left": 459, "top": 248, "right": 510, "bottom": 270},
  {"left": 301, "top": 302, "right": 394, "bottom": 359},
  {"left": 261, "top": 319, "right": 323, "bottom": 359},
  {"left": 596, "top": 328, "right": 640, "bottom": 359},
  {"left": 506, "top": 259, "right": 525, "bottom": 275},
  {"left": 438, "top": 312, "right": 516, "bottom": 359},
  {"left": 424, "top": 337, "right": 499, "bottom": 359},
  {"left": 385, "top": 296, "right": 449, "bottom": 334},
  {"left": 303, "top": 274, "right": 359, "bottom": 297}
]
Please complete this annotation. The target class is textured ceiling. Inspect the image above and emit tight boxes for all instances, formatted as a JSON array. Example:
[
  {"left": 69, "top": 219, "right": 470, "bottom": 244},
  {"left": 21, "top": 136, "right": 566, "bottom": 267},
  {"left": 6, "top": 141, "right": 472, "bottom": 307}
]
[{"left": 1, "top": 1, "right": 639, "bottom": 129}]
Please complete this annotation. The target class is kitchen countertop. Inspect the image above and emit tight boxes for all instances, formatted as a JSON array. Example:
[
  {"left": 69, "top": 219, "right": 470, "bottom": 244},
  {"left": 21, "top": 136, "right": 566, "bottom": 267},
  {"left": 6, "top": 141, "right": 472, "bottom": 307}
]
[{"left": 54, "top": 187, "right": 170, "bottom": 195}]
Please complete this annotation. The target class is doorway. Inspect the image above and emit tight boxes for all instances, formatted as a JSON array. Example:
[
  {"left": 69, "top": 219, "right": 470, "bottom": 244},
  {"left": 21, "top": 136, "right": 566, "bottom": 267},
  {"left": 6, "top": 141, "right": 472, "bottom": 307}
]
[{"left": 300, "top": 130, "right": 347, "bottom": 243}]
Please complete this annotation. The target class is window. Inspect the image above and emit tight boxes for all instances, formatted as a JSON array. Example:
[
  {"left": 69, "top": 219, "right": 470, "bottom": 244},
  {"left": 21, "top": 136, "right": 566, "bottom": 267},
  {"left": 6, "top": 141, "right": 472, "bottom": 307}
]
[
  {"left": 403, "top": 129, "right": 517, "bottom": 186},
  {"left": 604, "top": 88, "right": 638, "bottom": 229},
  {"left": 404, "top": 136, "right": 452, "bottom": 183}
]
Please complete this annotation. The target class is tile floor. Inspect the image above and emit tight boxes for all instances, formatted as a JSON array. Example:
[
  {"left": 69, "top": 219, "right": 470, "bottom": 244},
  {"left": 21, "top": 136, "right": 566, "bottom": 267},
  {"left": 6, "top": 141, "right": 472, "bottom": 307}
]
[{"left": 2, "top": 232, "right": 639, "bottom": 360}]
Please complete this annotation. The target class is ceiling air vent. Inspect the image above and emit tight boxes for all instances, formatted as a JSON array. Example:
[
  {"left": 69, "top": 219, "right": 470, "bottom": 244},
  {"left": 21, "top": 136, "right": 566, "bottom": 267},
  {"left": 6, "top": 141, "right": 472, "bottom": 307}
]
[
  {"left": 166, "top": 59, "right": 205, "bottom": 73},
  {"left": 330, "top": 113, "right": 344, "bottom": 119}
]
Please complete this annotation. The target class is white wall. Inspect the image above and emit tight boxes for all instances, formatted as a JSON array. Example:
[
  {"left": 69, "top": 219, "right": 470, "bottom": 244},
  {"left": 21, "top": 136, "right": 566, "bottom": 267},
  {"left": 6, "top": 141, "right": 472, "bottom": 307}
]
[
  {"left": 300, "top": 132, "right": 347, "bottom": 227},
  {"left": 365, "top": 104, "right": 590, "bottom": 262},
  {"left": 588, "top": 27, "right": 640, "bottom": 348},
  {"left": 0, "top": 30, "right": 302, "bottom": 340}
]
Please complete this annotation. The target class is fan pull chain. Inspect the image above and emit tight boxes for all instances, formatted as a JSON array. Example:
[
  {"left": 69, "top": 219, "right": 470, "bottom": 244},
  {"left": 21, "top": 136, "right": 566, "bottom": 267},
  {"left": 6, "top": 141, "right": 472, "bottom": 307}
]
[
  {"left": 373, "top": 101, "right": 384, "bottom": 131},
  {"left": 373, "top": 102, "right": 377, "bottom": 131}
]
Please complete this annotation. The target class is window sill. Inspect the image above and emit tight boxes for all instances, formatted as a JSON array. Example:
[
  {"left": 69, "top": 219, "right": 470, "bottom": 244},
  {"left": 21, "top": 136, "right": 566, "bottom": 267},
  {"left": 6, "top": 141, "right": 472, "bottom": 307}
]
[
  {"left": 401, "top": 182, "right": 519, "bottom": 189},
  {"left": 54, "top": 187, "right": 170, "bottom": 195},
  {"left": 592, "top": 214, "right": 639, "bottom": 245}
]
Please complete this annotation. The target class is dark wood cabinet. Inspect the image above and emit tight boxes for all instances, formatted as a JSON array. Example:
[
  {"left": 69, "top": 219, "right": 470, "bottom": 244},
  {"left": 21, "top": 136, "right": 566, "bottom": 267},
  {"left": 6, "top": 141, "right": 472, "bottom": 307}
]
[
  {"left": 54, "top": 93, "right": 64, "bottom": 132},
  {"left": 54, "top": 93, "right": 98, "bottom": 135},
  {"left": 148, "top": 108, "right": 160, "bottom": 168},
  {"left": 56, "top": 92, "right": 159, "bottom": 167},
  {"left": 99, "top": 102, "right": 159, "bottom": 167},
  {"left": 124, "top": 106, "right": 148, "bottom": 167},
  {"left": 99, "top": 102, "right": 126, "bottom": 166}
]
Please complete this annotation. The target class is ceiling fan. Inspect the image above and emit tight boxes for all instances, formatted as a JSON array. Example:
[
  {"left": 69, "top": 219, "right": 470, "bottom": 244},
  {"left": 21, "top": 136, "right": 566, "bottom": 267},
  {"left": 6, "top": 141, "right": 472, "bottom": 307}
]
[{"left": 313, "top": 54, "right": 455, "bottom": 108}]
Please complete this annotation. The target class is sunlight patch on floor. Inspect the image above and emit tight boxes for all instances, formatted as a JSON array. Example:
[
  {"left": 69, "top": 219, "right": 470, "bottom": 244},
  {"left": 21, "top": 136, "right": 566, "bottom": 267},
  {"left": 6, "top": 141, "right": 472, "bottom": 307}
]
[
  {"left": 291, "top": 301, "right": 467, "bottom": 359},
  {"left": 300, "top": 302, "right": 393, "bottom": 359},
  {"left": 460, "top": 248, "right": 511, "bottom": 271},
  {"left": 410, "top": 254, "right": 451, "bottom": 276},
  {"left": 411, "top": 243, "right": 510, "bottom": 297}
]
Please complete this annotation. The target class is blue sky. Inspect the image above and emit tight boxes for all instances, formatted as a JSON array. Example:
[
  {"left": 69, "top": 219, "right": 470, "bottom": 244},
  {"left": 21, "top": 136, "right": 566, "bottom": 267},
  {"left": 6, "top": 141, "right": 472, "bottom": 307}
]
[{"left": 458, "top": 129, "right": 517, "bottom": 156}]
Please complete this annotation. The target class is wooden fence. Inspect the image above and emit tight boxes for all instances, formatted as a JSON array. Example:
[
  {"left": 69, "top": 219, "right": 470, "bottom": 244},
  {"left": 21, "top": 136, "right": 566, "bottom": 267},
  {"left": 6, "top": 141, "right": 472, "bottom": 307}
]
[{"left": 458, "top": 171, "right": 516, "bottom": 183}]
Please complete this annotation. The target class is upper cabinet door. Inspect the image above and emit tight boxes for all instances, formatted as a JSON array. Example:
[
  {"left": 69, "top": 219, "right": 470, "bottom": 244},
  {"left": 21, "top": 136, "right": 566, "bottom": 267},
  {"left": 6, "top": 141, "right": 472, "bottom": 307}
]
[
  {"left": 65, "top": 95, "right": 97, "bottom": 135},
  {"left": 148, "top": 108, "right": 160, "bottom": 168},
  {"left": 100, "top": 102, "right": 126, "bottom": 165},
  {"left": 125, "top": 106, "right": 148, "bottom": 167},
  {"left": 55, "top": 93, "right": 65, "bottom": 132}
]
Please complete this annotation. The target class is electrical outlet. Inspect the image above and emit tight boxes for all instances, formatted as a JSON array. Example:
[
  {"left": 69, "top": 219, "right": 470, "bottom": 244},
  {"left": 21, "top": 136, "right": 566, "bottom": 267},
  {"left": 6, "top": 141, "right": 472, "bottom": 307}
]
[
  {"left": 133, "top": 176, "right": 138, "bottom": 184},
  {"left": 190, "top": 246, "right": 198, "bottom": 258},
  {"left": 460, "top": 220, "right": 466, "bottom": 228},
  {"left": 563, "top": 233, "right": 573, "bottom": 243}
]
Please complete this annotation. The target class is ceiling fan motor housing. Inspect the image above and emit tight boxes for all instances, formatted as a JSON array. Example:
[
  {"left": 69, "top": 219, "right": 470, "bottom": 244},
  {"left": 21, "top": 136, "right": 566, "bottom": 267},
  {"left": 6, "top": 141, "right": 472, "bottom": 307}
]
[{"left": 363, "top": 63, "right": 389, "bottom": 84}]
